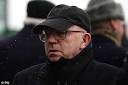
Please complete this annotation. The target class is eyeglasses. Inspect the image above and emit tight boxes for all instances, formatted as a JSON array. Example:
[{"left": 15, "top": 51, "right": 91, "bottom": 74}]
[{"left": 38, "top": 30, "right": 85, "bottom": 42}]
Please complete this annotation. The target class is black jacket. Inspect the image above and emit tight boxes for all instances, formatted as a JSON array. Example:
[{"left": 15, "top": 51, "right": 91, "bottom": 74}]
[
  {"left": 116, "top": 63, "right": 128, "bottom": 85},
  {"left": 12, "top": 48, "right": 123, "bottom": 85},
  {"left": 92, "top": 35, "right": 128, "bottom": 67},
  {"left": 0, "top": 24, "right": 45, "bottom": 83}
]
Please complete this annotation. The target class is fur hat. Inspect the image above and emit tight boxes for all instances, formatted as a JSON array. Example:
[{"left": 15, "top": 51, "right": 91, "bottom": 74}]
[{"left": 86, "top": 0, "right": 125, "bottom": 23}]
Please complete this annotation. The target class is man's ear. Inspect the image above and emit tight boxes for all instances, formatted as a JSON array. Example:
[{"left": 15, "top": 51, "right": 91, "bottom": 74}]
[{"left": 81, "top": 33, "right": 91, "bottom": 49}]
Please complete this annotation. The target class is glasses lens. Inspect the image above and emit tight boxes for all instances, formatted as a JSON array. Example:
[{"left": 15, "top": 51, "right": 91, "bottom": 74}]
[
  {"left": 55, "top": 31, "right": 66, "bottom": 40},
  {"left": 39, "top": 30, "right": 46, "bottom": 42},
  {"left": 39, "top": 30, "right": 67, "bottom": 42}
]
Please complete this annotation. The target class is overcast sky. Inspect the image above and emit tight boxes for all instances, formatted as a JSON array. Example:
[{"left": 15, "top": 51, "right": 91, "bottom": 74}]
[{"left": 7, "top": 0, "right": 128, "bottom": 30}]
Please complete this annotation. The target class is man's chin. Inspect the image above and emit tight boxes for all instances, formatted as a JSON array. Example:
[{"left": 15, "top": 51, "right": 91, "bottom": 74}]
[
  {"left": 48, "top": 54, "right": 61, "bottom": 62},
  {"left": 48, "top": 57, "right": 61, "bottom": 62}
]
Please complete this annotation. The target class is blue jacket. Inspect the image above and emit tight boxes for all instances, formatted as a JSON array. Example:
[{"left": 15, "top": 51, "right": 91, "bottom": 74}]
[{"left": 92, "top": 35, "right": 128, "bottom": 67}]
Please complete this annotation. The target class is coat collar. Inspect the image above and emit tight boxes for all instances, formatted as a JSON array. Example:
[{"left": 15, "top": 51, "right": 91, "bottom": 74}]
[{"left": 38, "top": 47, "right": 93, "bottom": 84}]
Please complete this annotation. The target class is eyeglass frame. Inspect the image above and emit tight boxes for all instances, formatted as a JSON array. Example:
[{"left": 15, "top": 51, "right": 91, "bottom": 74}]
[{"left": 38, "top": 29, "right": 85, "bottom": 42}]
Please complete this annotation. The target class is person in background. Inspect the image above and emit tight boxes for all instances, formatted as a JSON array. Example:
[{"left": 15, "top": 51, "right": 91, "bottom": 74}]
[
  {"left": 0, "top": 0, "right": 55, "bottom": 84},
  {"left": 12, "top": 4, "right": 123, "bottom": 85},
  {"left": 86, "top": 0, "right": 128, "bottom": 67}
]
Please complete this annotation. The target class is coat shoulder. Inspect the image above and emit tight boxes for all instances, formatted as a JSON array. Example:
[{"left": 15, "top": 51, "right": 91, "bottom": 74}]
[
  {"left": 92, "top": 60, "right": 123, "bottom": 73},
  {"left": 80, "top": 60, "right": 124, "bottom": 85},
  {"left": 16, "top": 63, "right": 46, "bottom": 76},
  {"left": 13, "top": 63, "right": 47, "bottom": 81}
]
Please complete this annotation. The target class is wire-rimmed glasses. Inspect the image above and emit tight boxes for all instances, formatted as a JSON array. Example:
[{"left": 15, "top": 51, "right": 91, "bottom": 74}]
[{"left": 38, "top": 30, "right": 85, "bottom": 42}]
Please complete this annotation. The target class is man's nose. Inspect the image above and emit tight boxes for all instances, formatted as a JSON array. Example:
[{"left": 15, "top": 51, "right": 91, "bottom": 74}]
[{"left": 47, "top": 34, "right": 58, "bottom": 43}]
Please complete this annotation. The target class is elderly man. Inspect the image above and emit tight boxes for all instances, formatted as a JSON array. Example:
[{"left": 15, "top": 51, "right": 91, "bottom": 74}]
[{"left": 12, "top": 4, "right": 123, "bottom": 85}]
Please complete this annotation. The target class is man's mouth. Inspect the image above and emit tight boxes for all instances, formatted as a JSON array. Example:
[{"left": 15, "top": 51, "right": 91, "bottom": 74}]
[{"left": 48, "top": 50, "right": 60, "bottom": 53}]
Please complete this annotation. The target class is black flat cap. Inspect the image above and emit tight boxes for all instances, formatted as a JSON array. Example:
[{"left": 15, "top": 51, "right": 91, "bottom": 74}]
[{"left": 33, "top": 4, "right": 91, "bottom": 34}]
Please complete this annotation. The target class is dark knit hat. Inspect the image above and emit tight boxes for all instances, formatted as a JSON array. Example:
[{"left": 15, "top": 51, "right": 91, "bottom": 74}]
[
  {"left": 27, "top": 0, "right": 55, "bottom": 18},
  {"left": 33, "top": 4, "right": 91, "bottom": 34},
  {"left": 86, "top": 0, "right": 124, "bottom": 23}
]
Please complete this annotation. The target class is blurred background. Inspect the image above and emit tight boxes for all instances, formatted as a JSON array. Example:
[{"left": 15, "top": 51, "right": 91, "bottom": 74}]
[{"left": 0, "top": 0, "right": 128, "bottom": 38}]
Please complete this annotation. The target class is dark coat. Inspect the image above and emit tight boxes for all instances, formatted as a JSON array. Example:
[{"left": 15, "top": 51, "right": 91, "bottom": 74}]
[
  {"left": 92, "top": 35, "right": 128, "bottom": 67},
  {"left": 116, "top": 63, "right": 128, "bottom": 85},
  {"left": 12, "top": 48, "right": 124, "bottom": 85},
  {"left": 0, "top": 24, "right": 46, "bottom": 84}
]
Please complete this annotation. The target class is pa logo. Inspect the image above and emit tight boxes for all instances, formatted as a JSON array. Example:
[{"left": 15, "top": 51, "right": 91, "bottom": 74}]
[{"left": 1, "top": 81, "right": 10, "bottom": 85}]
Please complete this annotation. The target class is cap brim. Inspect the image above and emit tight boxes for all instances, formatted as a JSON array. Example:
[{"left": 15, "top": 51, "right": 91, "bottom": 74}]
[{"left": 33, "top": 18, "right": 73, "bottom": 34}]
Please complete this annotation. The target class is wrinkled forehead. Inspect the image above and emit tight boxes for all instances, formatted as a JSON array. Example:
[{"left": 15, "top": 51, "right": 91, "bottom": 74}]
[
  {"left": 40, "top": 25, "right": 87, "bottom": 34},
  {"left": 68, "top": 25, "right": 87, "bottom": 32}
]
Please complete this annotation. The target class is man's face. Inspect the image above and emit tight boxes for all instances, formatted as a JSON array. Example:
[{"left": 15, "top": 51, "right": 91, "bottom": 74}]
[{"left": 44, "top": 25, "right": 91, "bottom": 62}]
